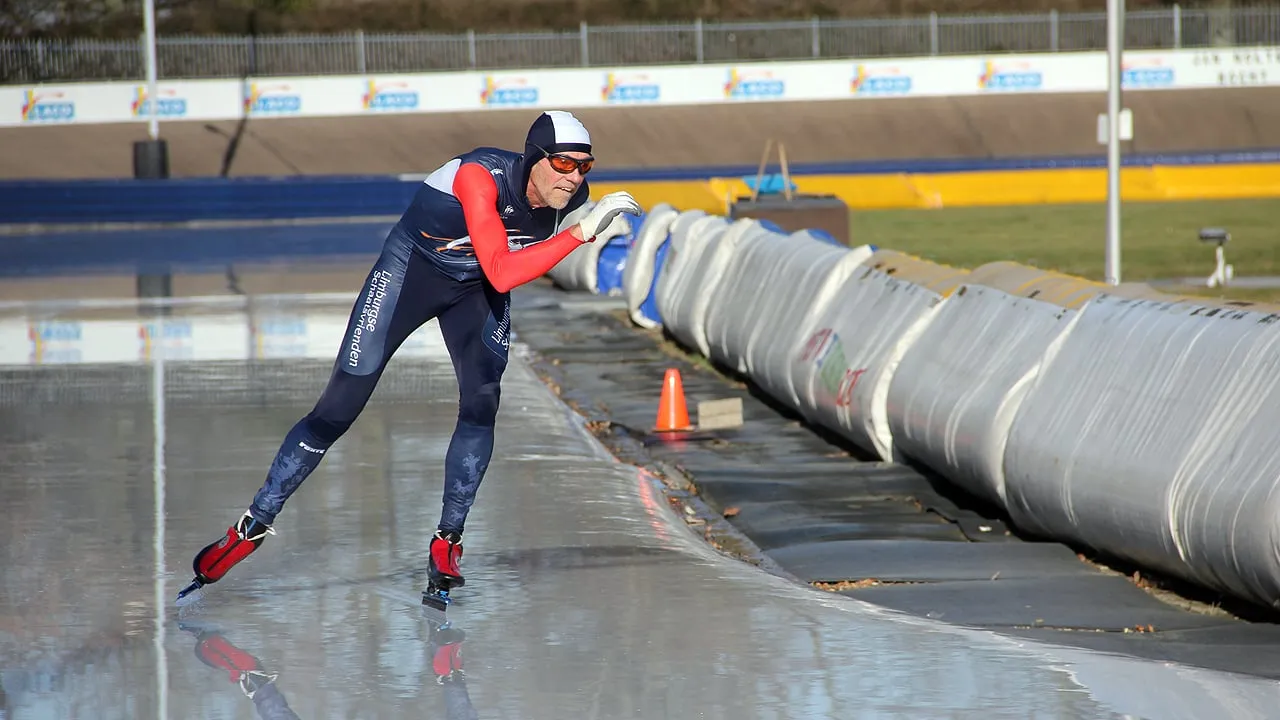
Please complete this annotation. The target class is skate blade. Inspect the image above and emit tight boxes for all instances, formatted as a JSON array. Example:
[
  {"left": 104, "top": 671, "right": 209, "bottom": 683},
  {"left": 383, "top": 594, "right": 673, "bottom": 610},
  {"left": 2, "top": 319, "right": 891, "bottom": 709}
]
[
  {"left": 421, "top": 586, "right": 451, "bottom": 624},
  {"left": 421, "top": 603, "right": 448, "bottom": 626},
  {"left": 175, "top": 580, "right": 207, "bottom": 608}
]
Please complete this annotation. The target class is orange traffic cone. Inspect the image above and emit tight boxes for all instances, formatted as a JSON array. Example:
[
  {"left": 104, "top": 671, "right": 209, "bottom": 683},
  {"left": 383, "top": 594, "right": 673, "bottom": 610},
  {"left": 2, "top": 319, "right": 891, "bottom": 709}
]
[{"left": 654, "top": 368, "right": 694, "bottom": 432}]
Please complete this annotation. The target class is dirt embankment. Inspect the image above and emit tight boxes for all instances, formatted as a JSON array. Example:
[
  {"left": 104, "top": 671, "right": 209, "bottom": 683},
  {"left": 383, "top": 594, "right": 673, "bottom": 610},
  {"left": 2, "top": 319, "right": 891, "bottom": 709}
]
[{"left": 3, "top": 87, "right": 1279, "bottom": 180}]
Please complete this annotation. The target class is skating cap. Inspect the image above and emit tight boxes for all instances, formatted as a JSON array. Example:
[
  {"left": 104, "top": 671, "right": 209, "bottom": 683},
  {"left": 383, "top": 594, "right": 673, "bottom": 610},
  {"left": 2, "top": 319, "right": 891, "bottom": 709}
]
[
  {"left": 524, "top": 110, "right": 592, "bottom": 157},
  {"left": 520, "top": 110, "right": 593, "bottom": 193}
]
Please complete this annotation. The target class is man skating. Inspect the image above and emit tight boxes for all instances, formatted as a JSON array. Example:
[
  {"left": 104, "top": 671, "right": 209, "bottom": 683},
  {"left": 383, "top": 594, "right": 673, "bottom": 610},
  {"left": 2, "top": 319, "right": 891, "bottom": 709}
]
[{"left": 176, "top": 110, "right": 640, "bottom": 608}]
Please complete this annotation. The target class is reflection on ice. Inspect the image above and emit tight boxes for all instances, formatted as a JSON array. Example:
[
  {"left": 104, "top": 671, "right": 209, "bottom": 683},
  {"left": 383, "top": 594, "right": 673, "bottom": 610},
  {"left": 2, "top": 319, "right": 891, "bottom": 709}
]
[{"left": 1, "top": 293, "right": 1278, "bottom": 720}]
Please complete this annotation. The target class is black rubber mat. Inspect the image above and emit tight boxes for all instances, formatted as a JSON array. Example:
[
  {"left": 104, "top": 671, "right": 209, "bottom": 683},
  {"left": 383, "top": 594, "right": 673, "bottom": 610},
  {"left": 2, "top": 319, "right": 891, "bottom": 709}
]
[
  {"left": 840, "top": 576, "right": 1236, "bottom": 632},
  {"left": 726, "top": 503, "right": 968, "bottom": 548},
  {"left": 1008, "top": 623, "right": 1280, "bottom": 679},
  {"left": 768, "top": 539, "right": 1097, "bottom": 583},
  {"left": 735, "top": 522, "right": 964, "bottom": 551},
  {"left": 683, "top": 463, "right": 1017, "bottom": 546}
]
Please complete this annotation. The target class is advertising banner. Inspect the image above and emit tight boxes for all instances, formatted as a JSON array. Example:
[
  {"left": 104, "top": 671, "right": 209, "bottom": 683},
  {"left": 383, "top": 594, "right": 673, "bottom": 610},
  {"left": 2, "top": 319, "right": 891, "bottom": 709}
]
[{"left": 2, "top": 46, "right": 1277, "bottom": 128}]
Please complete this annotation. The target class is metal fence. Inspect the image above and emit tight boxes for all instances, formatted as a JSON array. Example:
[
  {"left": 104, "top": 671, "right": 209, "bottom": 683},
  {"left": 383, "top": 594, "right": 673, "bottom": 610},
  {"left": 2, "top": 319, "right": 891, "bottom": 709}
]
[{"left": 3, "top": 5, "right": 1280, "bottom": 85}]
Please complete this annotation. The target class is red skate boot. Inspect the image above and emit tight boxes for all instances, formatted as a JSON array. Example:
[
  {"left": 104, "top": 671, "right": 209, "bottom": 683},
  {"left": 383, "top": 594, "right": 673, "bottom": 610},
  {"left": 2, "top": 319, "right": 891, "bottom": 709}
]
[
  {"left": 429, "top": 620, "right": 467, "bottom": 685},
  {"left": 176, "top": 510, "right": 276, "bottom": 605},
  {"left": 423, "top": 530, "right": 465, "bottom": 612}
]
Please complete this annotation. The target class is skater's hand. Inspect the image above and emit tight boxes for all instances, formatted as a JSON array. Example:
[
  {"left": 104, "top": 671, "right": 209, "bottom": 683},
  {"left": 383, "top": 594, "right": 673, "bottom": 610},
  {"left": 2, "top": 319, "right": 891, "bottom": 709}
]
[
  {"left": 590, "top": 213, "right": 632, "bottom": 244},
  {"left": 576, "top": 191, "right": 641, "bottom": 242}
]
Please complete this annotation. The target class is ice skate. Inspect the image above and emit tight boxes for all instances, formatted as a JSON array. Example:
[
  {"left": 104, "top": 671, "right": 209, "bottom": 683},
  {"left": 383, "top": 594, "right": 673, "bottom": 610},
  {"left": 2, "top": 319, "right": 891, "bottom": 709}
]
[
  {"left": 184, "top": 623, "right": 279, "bottom": 699},
  {"left": 428, "top": 619, "right": 467, "bottom": 684},
  {"left": 176, "top": 510, "right": 276, "bottom": 606},
  {"left": 422, "top": 530, "right": 465, "bottom": 613}
]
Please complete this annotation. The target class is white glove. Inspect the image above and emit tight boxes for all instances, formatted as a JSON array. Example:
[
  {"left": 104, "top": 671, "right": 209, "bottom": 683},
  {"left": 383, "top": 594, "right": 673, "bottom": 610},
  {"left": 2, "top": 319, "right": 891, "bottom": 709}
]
[
  {"left": 576, "top": 191, "right": 641, "bottom": 242},
  {"left": 593, "top": 213, "right": 632, "bottom": 244}
]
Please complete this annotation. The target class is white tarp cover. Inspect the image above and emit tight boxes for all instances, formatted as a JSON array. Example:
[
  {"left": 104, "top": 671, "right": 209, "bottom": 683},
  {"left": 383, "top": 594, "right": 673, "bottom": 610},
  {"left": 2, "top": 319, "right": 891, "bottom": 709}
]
[
  {"left": 887, "top": 284, "right": 1081, "bottom": 507},
  {"left": 1003, "top": 293, "right": 1280, "bottom": 608},
  {"left": 622, "top": 203, "right": 680, "bottom": 329},
  {"left": 788, "top": 229, "right": 842, "bottom": 247},
  {"left": 650, "top": 209, "right": 710, "bottom": 306},
  {"left": 655, "top": 214, "right": 729, "bottom": 354},
  {"left": 791, "top": 262, "right": 954, "bottom": 460},
  {"left": 546, "top": 200, "right": 633, "bottom": 293},
  {"left": 682, "top": 219, "right": 767, "bottom": 359},
  {"left": 745, "top": 237, "right": 876, "bottom": 410},
  {"left": 655, "top": 217, "right": 757, "bottom": 358},
  {"left": 701, "top": 224, "right": 786, "bottom": 374}
]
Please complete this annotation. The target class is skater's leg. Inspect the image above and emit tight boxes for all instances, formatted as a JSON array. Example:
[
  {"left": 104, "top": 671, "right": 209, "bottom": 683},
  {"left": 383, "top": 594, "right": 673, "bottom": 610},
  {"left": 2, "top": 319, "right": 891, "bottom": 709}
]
[
  {"left": 423, "top": 281, "right": 509, "bottom": 607},
  {"left": 180, "top": 236, "right": 448, "bottom": 601},
  {"left": 436, "top": 281, "right": 511, "bottom": 536},
  {"left": 250, "top": 242, "right": 441, "bottom": 525},
  {"left": 250, "top": 244, "right": 454, "bottom": 523}
]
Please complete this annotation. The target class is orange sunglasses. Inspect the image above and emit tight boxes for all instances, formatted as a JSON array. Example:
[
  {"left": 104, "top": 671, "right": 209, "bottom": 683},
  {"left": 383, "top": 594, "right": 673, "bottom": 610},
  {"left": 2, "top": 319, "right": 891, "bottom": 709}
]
[{"left": 538, "top": 145, "right": 594, "bottom": 175}]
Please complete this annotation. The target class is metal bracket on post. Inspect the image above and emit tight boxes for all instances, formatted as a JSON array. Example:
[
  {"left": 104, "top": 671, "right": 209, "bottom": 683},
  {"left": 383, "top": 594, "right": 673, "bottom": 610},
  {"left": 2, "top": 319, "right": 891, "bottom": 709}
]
[
  {"left": 1200, "top": 228, "right": 1234, "bottom": 288},
  {"left": 1096, "top": 108, "right": 1134, "bottom": 144}
]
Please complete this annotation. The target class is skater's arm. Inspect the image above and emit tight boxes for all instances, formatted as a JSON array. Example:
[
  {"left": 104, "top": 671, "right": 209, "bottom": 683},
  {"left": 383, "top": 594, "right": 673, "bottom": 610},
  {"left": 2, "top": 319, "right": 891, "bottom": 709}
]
[{"left": 453, "top": 162, "right": 584, "bottom": 294}]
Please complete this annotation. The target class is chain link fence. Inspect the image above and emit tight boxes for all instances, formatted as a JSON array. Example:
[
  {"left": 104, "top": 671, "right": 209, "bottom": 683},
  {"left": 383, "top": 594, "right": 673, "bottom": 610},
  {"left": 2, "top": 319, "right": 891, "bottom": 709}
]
[{"left": 3, "top": 5, "right": 1279, "bottom": 84}]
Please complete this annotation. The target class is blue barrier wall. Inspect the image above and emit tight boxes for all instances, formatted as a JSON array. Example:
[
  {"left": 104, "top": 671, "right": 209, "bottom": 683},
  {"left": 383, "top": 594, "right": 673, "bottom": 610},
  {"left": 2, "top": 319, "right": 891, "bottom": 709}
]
[
  {"left": 0, "top": 221, "right": 394, "bottom": 278},
  {"left": 2, "top": 148, "right": 1278, "bottom": 226},
  {"left": 0, "top": 176, "right": 420, "bottom": 225}
]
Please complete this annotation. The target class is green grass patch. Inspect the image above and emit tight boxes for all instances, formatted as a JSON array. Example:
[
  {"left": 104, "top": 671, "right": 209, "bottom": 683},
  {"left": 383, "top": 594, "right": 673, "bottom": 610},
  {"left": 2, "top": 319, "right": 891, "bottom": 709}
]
[{"left": 849, "top": 198, "right": 1280, "bottom": 301}]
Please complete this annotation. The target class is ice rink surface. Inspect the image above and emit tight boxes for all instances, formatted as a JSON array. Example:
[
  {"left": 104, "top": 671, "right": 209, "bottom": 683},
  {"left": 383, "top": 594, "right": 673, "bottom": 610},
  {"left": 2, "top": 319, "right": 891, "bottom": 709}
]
[{"left": 3, "top": 290, "right": 1280, "bottom": 720}]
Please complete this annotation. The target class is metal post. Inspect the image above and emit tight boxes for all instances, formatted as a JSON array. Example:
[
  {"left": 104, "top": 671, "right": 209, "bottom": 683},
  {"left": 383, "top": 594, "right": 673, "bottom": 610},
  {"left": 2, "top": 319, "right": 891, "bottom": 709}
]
[
  {"left": 1173, "top": 4, "right": 1182, "bottom": 48},
  {"left": 1050, "top": 9, "right": 1059, "bottom": 52},
  {"left": 580, "top": 20, "right": 589, "bottom": 66},
  {"left": 1105, "top": 0, "right": 1124, "bottom": 285},
  {"left": 143, "top": 0, "right": 159, "bottom": 139},
  {"left": 356, "top": 29, "right": 366, "bottom": 75},
  {"left": 930, "top": 12, "right": 939, "bottom": 55},
  {"left": 695, "top": 18, "right": 704, "bottom": 63},
  {"left": 467, "top": 29, "right": 477, "bottom": 68},
  {"left": 811, "top": 16, "right": 820, "bottom": 57}
]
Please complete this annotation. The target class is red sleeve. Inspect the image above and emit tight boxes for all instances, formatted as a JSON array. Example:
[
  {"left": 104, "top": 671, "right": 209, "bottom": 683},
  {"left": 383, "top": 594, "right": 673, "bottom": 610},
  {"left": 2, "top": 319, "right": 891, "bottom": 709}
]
[{"left": 453, "top": 162, "right": 582, "bottom": 294}]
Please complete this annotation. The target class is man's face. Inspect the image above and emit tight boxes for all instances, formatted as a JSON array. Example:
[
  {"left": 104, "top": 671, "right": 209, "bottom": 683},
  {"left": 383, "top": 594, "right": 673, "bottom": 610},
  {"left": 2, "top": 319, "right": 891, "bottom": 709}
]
[{"left": 528, "top": 150, "right": 592, "bottom": 210}]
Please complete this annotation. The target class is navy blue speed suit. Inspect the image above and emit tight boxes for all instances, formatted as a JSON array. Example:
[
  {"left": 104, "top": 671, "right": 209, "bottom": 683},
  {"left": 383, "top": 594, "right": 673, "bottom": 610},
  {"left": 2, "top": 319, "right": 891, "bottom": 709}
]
[{"left": 246, "top": 144, "right": 589, "bottom": 536}]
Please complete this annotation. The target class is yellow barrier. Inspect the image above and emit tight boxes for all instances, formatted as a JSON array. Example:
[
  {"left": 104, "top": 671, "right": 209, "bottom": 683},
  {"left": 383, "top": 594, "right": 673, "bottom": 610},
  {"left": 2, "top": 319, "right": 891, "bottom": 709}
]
[
  {"left": 966, "top": 261, "right": 1107, "bottom": 309},
  {"left": 591, "top": 162, "right": 1280, "bottom": 212},
  {"left": 861, "top": 248, "right": 971, "bottom": 296},
  {"left": 587, "top": 180, "right": 726, "bottom": 213}
]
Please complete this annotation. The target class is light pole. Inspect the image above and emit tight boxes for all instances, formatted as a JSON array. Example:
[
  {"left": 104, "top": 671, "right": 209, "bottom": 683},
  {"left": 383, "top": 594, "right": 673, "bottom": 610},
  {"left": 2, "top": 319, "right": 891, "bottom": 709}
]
[
  {"left": 133, "top": 0, "right": 169, "bottom": 179},
  {"left": 1104, "top": 0, "right": 1124, "bottom": 285},
  {"left": 144, "top": 0, "right": 159, "bottom": 140}
]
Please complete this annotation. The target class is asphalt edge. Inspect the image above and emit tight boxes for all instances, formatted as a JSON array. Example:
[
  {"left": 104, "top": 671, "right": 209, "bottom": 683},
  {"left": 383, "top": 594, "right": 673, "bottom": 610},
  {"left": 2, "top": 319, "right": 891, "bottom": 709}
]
[{"left": 510, "top": 339, "right": 814, "bottom": 591}]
